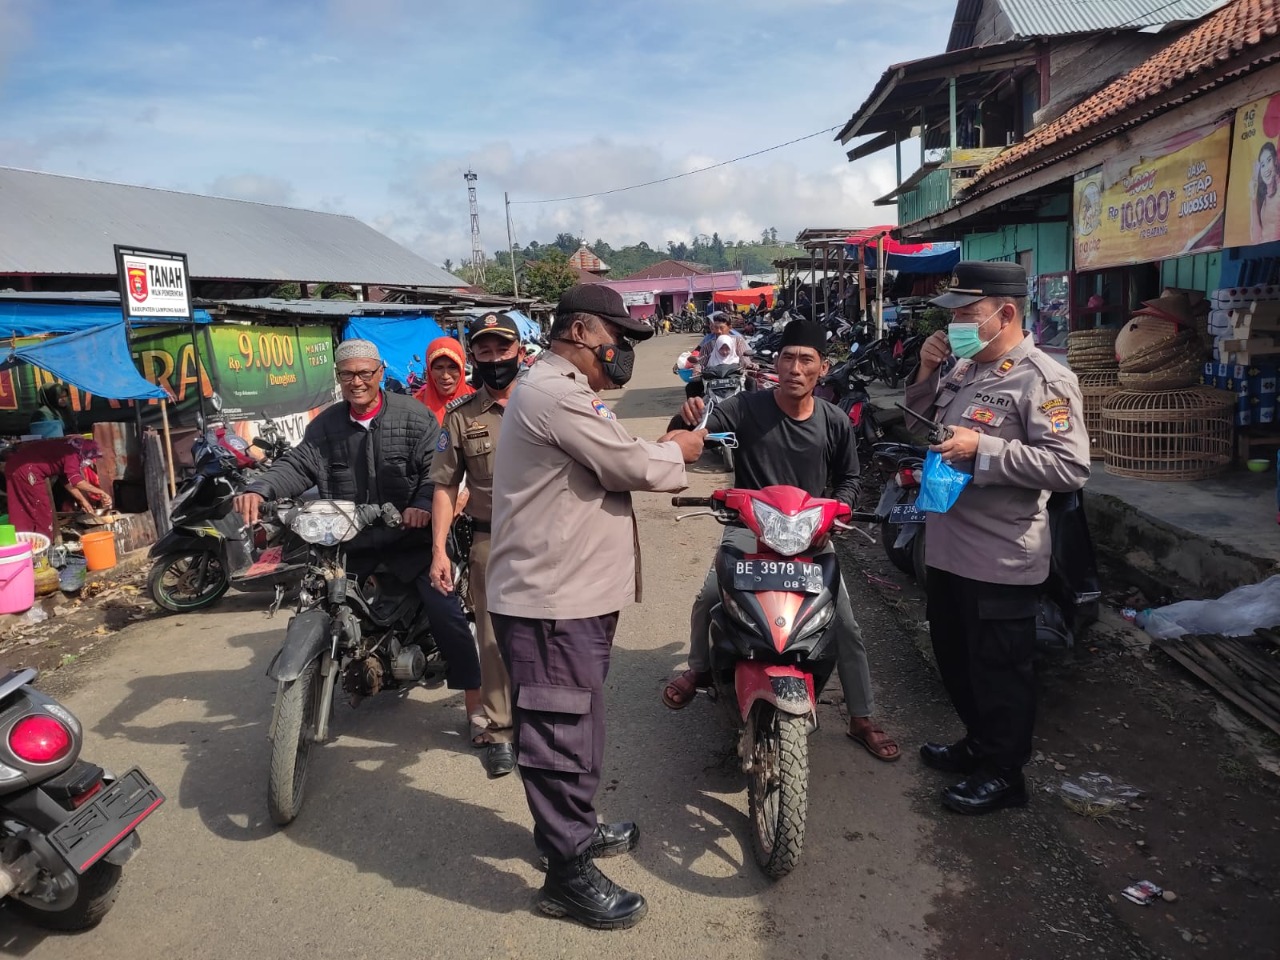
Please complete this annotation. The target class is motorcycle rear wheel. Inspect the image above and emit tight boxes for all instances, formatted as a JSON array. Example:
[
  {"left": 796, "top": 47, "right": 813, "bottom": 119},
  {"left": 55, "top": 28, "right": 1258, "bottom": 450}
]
[
  {"left": 148, "top": 552, "right": 230, "bottom": 612},
  {"left": 10, "top": 860, "right": 122, "bottom": 931},
  {"left": 748, "top": 711, "right": 809, "bottom": 880},
  {"left": 267, "top": 659, "right": 322, "bottom": 826},
  {"left": 911, "top": 528, "right": 929, "bottom": 588},
  {"left": 879, "top": 522, "right": 916, "bottom": 576}
]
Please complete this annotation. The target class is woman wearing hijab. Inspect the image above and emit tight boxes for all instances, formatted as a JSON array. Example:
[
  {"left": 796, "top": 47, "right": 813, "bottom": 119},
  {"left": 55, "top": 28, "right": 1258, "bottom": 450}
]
[
  {"left": 414, "top": 336, "right": 474, "bottom": 426},
  {"left": 4, "top": 437, "right": 111, "bottom": 538},
  {"left": 30, "top": 383, "right": 76, "bottom": 436}
]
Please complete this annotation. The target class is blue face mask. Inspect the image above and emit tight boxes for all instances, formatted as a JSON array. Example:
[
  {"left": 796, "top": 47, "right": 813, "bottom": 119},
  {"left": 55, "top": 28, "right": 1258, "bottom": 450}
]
[{"left": 947, "top": 307, "right": 1002, "bottom": 359}]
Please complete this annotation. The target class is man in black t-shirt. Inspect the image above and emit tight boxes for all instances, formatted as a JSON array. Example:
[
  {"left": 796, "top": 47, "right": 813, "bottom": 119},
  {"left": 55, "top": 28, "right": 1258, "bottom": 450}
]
[{"left": 661, "top": 321, "right": 898, "bottom": 761}]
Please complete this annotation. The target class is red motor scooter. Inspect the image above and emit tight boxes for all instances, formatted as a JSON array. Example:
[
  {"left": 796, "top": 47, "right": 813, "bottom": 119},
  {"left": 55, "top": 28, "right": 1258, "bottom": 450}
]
[{"left": 672, "top": 486, "right": 872, "bottom": 879}]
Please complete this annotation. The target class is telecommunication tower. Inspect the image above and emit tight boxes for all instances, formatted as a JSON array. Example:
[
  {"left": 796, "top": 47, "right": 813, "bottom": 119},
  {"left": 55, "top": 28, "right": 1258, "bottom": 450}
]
[{"left": 464, "top": 170, "right": 486, "bottom": 283}]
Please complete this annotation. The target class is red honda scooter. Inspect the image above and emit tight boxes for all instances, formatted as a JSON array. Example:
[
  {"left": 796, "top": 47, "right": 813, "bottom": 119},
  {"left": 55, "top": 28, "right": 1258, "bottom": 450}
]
[{"left": 672, "top": 486, "right": 871, "bottom": 879}]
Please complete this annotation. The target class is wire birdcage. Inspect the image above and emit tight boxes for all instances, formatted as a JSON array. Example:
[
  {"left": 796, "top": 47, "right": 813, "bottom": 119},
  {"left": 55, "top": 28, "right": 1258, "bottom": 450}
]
[{"left": 1101, "top": 388, "right": 1235, "bottom": 481}]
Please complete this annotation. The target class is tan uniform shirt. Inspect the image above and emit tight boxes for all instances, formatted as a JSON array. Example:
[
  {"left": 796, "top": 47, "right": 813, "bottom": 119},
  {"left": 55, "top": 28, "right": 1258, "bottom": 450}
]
[
  {"left": 903, "top": 333, "right": 1090, "bottom": 585},
  {"left": 428, "top": 385, "right": 504, "bottom": 522},
  {"left": 487, "top": 352, "right": 688, "bottom": 619}
]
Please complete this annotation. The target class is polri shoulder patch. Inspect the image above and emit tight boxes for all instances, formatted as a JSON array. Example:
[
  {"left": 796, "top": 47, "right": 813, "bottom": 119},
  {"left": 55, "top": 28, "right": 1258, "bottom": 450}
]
[
  {"left": 1039, "top": 397, "right": 1070, "bottom": 413},
  {"left": 591, "top": 399, "right": 616, "bottom": 420}
]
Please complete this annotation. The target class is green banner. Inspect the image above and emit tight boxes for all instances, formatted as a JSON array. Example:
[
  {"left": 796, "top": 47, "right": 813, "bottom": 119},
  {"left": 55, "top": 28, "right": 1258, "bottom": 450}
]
[{"left": 205, "top": 325, "right": 336, "bottom": 419}]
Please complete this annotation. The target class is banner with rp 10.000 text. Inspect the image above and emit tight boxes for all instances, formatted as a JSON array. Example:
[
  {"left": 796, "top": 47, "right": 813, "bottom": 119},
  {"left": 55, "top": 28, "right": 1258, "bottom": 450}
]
[
  {"left": 1224, "top": 92, "right": 1280, "bottom": 247},
  {"left": 1073, "top": 121, "right": 1230, "bottom": 272}
]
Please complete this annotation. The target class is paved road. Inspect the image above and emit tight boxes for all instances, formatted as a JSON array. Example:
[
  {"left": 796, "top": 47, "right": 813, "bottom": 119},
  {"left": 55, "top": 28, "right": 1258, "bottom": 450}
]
[{"left": 2, "top": 339, "right": 949, "bottom": 959}]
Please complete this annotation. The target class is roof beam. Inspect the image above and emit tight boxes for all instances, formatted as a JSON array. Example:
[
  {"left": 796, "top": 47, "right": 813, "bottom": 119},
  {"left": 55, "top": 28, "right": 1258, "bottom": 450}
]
[{"left": 839, "top": 66, "right": 905, "bottom": 144}]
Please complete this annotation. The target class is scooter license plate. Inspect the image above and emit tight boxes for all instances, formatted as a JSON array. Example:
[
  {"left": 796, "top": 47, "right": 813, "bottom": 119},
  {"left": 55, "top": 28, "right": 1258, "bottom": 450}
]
[
  {"left": 48, "top": 767, "right": 165, "bottom": 874},
  {"left": 733, "top": 560, "right": 823, "bottom": 594},
  {"left": 890, "top": 502, "right": 925, "bottom": 524}
]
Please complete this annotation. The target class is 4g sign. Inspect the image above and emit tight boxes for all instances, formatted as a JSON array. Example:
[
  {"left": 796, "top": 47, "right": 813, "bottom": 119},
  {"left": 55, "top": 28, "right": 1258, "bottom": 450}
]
[{"left": 114, "top": 245, "right": 193, "bottom": 319}]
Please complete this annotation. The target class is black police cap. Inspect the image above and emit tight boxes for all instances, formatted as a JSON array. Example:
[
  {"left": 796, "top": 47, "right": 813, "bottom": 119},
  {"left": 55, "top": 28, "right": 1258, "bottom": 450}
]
[
  {"left": 556, "top": 284, "right": 654, "bottom": 341},
  {"left": 931, "top": 261, "right": 1028, "bottom": 309}
]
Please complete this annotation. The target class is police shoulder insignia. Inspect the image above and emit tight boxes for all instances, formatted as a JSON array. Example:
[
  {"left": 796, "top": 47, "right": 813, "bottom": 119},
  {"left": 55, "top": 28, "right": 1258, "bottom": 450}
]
[
  {"left": 591, "top": 398, "right": 616, "bottom": 420},
  {"left": 445, "top": 394, "right": 472, "bottom": 413},
  {"left": 1048, "top": 408, "right": 1072, "bottom": 433},
  {"left": 994, "top": 358, "right": 1017, "bottom": 377},
  {"left": 1039, "top": 396, "right": 1070, "bottom": 413},
  {"left": 436, "top": 430, "right": 450, "bottom": 451}
]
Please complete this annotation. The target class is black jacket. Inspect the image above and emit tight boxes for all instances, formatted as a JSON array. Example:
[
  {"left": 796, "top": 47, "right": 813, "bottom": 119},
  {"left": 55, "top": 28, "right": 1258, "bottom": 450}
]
[{"left": 246, "top": 392, "right": 440, "bottom": 573}]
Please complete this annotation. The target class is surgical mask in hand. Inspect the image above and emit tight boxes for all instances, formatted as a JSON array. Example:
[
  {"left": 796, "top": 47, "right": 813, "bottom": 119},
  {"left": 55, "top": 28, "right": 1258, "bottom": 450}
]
[{"left": 947, "top": 307, "right": 1002, "bottom": 359}]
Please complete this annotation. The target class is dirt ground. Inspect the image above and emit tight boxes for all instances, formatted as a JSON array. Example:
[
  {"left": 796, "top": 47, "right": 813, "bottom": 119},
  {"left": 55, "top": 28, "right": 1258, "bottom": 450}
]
[{"left": 835, "top": 529, "right": 1280, "bottom": 960}]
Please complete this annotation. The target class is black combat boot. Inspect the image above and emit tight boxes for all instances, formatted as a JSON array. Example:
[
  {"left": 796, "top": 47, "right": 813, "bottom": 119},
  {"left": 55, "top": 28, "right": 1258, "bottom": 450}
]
[
  {"left": 537, "top": 821, "right": 639, "bottom": 871},
  {"left": 538, "top": 854, "right": 647, "bottom": 930}
]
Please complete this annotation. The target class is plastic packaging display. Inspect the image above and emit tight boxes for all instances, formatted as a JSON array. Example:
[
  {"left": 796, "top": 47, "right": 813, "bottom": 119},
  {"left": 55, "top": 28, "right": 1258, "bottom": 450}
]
[
  {"left": 916, "top": 449, "right": 972, "bottom": 514},
  {"left": 1140, "top": 575, "right": 1280, "bottom": 640}
]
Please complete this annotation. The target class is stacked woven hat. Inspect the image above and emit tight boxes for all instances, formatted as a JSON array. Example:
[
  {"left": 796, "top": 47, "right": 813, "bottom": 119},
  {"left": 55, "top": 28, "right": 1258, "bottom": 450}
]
[
  {"left": 1114, "top": 293, "right": 1205, "bottom": 389},
  {"left": 1067, "top": 328, "right": 1119, "bottom": 372}
]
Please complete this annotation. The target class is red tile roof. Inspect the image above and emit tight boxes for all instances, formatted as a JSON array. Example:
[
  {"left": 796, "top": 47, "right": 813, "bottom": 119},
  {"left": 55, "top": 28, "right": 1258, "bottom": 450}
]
[
  {"left": 966, "top": 0, "right": 1280, "bottom": 196},
  {"left": 619, "top": 259, "right": 712, "bottom": 281}
]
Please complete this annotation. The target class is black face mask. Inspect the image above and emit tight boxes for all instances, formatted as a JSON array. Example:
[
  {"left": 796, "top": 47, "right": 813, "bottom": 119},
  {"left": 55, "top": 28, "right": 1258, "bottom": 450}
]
[
  {"left": 474, "top": 357, "right": 520, "bottom": 391},
  {"left": 555, "top": 334, "right": 636, "bottom": 387}
]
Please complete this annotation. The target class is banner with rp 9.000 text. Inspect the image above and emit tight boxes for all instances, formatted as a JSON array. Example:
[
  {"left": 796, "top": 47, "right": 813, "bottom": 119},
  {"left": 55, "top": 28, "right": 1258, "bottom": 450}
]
[
  {"left": 1224, "top": 92, "right": 1280, "bottom": 247},
  {"left": 1073, "top": 121, "right": 1230, "bottom": 272},
  {"left": 205, "top": 324, "right": 336, "bottom": 419}
]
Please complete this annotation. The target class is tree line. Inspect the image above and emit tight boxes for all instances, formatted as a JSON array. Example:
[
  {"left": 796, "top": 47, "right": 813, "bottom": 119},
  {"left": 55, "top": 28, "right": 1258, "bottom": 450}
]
[{"left": 445, "top": 230, "right": 801, "bottom": 300}]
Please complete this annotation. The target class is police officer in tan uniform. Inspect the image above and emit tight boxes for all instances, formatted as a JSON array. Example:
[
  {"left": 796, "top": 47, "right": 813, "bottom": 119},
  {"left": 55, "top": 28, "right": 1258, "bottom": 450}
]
[
  {"left": 487, "top": 284, "right": 704, "bottom": 930},
  {"left": 904, "top": 261, "right": 1090, "bottom": 815},
  {"left": 429, "top": 312, "right": 525, "bottom": 779}
]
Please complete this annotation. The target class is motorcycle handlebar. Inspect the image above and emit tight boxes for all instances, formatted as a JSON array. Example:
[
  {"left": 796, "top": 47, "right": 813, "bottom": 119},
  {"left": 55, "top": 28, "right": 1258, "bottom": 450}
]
[{"left": 671, "top": 496, "right": 711, "bottom": 507}]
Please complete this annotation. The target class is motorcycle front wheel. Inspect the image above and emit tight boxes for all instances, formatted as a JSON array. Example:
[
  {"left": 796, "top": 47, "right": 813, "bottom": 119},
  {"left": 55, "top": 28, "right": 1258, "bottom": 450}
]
[
  {"left": 267, "top": 659, "right": 322, "bottom": 826},
  {"left": 148, "top": 552, "right": 230, "bottom": 612},
  {"left": 748, "top": 710, "right": 809, "bottom": 880}
]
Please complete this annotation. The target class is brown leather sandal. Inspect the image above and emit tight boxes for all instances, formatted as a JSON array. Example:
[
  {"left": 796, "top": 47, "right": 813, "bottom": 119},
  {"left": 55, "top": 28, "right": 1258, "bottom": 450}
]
[
  {"left": 662, "top": 669, "right": 710, "bottom": 710},
  {"left": 846, "top": 720, "right": 901, "bottom": 762}
]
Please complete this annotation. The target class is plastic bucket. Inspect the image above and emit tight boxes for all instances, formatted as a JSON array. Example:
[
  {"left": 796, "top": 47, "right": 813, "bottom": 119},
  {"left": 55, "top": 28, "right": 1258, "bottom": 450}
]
[
  {"left": 0, "top": 543, "right": 35, "bottom": 614},
  {"left": 80, "top": 531, "right": 117, "bottom": 572}
]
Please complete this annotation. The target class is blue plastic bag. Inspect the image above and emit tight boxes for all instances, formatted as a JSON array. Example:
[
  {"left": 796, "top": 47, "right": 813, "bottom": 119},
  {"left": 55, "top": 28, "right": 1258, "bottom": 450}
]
[{"left": 916, "top": 449, "right": 972, "bottom": 514}]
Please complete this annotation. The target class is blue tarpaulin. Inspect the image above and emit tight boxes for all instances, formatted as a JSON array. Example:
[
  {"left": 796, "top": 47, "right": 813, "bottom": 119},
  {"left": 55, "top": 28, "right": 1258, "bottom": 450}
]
[
  {"left": 342, "top": 314, "right": 446, "bottom": 386},
  {"left": 505, "top": 310, "right": 541, "bottom": 342},
  {"left": 5, "top": 323, "right": 168, "bottom": 400},
  {"left": 0, "top": 301, "right": 212, "bottom": 338}
]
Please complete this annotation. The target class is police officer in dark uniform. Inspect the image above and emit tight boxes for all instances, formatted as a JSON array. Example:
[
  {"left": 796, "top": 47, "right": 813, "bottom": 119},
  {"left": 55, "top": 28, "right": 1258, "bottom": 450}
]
[
  {"left": 429, "top": 312, "right": 525, "bottom": 779},
  {"left": 904, "top": 262, "right": 1090, "bottom": 815},
  {"left": 486, "top": 285, "right": 705, "bottom": 929}
]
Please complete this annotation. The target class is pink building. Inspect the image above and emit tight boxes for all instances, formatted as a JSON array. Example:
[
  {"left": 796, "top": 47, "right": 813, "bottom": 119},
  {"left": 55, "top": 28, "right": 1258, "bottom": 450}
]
[{"left": 590, "top": 260, "right": 744, "bottom": 319}]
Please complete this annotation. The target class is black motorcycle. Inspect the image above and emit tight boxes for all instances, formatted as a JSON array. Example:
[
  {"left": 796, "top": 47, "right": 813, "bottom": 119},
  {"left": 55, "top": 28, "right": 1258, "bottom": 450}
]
[
  {"left": 264, "top": 499, "right": 443, "bottom": 826},
  {"left": 871, "top": 441, "right": 928, "bottom": 582},
  {"left": 0, "top": 667, "right": 164, "bottom": 930},
  {"left": 815, "top": 357, "right": 886, "bottom": 468},
  {"left": 147, "top": 420, "right": 294, "bottom": 612}
]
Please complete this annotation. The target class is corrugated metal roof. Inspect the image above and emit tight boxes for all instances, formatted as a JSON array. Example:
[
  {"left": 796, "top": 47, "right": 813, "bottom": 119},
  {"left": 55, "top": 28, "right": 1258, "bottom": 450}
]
[
  {"left": 214, "top": 298, "right": 438, "bottom": 317},
  {"left": 997, "top": 0, "right": 1231, "bottom": 38},
  {"left": 0, "top": 167, "right": 464, "bottom": 288}
]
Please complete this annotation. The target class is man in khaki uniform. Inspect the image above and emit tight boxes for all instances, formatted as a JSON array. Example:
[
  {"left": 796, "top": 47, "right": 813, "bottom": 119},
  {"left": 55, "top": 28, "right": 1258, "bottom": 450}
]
[
  {"left": 904, "top": 261, "right": 1089, "bottom": 815},
  {"left": 429, "top": 312, "right": 526, "bottom": 779},
  {"left": 487, "top": 284, "right": 704, "bottom": 930}
]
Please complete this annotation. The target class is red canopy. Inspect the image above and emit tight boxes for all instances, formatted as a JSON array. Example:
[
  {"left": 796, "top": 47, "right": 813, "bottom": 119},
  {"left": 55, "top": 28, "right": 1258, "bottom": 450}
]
[
  {"left": 713, "top": 287, "right": 774, "bottom": 307},
  {"left": 844, "top": 226, "right": 931, "bottom": 257}
]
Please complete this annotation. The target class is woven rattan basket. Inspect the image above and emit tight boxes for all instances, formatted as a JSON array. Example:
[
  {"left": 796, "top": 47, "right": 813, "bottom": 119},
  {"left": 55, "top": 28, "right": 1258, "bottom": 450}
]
[
  {"left": 1116, "top": 358, "right": 1203, "bottom": 390},
  {"left": 1115, "top": 315, "right": 1181, "bottom": 362},
  {"left": 1079, "top": 371, "right": 1121, "bottom": 460},
  {"left": 1101, "top": 388, "right": 1235, "bottom": 481},
  {"left": 1117, "top": 330, "right": 1198, "bottom": 373}
]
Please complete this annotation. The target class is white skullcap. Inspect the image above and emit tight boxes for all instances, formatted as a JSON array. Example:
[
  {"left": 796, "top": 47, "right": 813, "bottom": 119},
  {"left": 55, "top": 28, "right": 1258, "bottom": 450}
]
[{"left": 335, "top": 339, "right": 382, "bottom": 364}]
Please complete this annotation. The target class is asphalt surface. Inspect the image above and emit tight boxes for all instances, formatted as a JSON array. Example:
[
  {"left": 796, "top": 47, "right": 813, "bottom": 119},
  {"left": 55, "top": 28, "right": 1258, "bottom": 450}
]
[{"left": 0, "top": 339, "right": 991, "bottom": 958}]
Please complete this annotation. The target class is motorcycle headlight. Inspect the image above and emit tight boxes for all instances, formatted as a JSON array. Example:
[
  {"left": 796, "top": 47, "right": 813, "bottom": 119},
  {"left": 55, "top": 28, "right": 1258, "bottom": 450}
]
[
  {"left": 797, "top": 600, "right": 835, "bottom": 640},
  {"left": 291, "top": 500, "right": 362, "bottom": 545},
  {"left": 753, "top": 502, "right": 824, "bottom": 557}
]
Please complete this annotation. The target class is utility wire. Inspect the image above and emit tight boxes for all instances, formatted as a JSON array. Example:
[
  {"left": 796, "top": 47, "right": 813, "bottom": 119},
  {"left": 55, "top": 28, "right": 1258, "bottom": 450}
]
[{"left": 509, "top": 125, "right": 842, "bottom": 205}]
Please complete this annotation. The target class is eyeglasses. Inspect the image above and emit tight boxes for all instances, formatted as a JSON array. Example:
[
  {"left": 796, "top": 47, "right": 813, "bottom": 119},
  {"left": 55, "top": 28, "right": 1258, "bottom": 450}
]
[{"left": 336, "top": 367, "right": 383, "bottom": 383}]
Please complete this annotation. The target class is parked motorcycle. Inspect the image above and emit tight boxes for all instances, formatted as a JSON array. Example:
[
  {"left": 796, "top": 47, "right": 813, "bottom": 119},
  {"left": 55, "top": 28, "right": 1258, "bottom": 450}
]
[
  {"left": 816, "top": 358, "right": 886, "bottom": 468},
  {"left": 871, "top": 442, "right": 928, "bottom": 582},
  {"left": 700, "top": 364, "right": 748, "bottom": 471},
  {"left": 263, "top": 499, "right": 439, "bottom": 826},
  {"left": 147, "top": 418, "right": 296, "bottom": 612},
  {"left": 0, "top": 667, "right": 164, "bottom": 930},
  {"left": 671, "top": 487, "right": 873, "bottom": 879}
]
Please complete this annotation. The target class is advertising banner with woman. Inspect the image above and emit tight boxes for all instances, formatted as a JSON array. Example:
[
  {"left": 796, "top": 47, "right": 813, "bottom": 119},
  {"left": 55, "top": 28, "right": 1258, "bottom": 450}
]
[
  {"left": 1073, "top": 120, "right": 1231, "bottom": 271},
  {"left": 1224, "top": 92, "right": 1280, "bottom": 247}
]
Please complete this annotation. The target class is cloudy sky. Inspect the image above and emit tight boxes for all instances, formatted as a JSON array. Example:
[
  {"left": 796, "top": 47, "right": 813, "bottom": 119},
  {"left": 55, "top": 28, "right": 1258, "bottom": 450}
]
[{"left": 0, "top": 0, "right": 952, "bottom": 266}]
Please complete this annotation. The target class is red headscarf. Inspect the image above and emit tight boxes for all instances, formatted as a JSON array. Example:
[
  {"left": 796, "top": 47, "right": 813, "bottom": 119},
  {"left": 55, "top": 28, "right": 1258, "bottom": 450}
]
[{"left": 414, "top": 336, "right": 474, "bottom": 424}]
